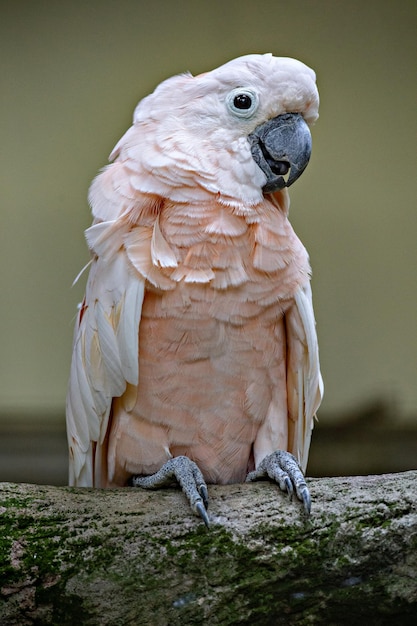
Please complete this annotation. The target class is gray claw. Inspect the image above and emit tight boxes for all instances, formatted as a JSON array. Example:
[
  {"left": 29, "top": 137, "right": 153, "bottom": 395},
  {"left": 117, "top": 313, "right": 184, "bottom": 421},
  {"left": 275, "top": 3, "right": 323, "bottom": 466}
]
[
  {"left": 195, "top": 500, "right": 210, "bottom": 528},
  {"left": 245, "top": 450, "right": 312, "bottom": 514},
  {"left": 284, "top": 476, "right": 294, "bottom": 498},
  {"left": 199, "top": 484, "right": 209, "bottom": 509},
  {"left": 299, "top": 486, "right": 311, "bottom": 515},
  {"left": 130, "top": 455, "right": 210, "bottom": 527}
]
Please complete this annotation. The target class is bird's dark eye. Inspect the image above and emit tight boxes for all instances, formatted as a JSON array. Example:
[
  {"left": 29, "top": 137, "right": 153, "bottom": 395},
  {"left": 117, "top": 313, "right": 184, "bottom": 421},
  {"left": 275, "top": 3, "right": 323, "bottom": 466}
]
[
  {"left": 233, "top": 93, "right": 252, "bottom": 109},
  {"left": 226, "top": 88, "right": 259, "bottom": 118}
]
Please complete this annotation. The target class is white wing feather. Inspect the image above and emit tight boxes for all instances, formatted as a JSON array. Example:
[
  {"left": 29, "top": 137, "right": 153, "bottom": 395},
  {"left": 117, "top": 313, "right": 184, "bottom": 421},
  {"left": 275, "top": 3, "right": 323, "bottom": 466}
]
[
  {"left": 66, "top": 220, "right": 145, "bottom": 486},
  {"left": 285, "top": 283, "right": 323, "bottom": 472}
]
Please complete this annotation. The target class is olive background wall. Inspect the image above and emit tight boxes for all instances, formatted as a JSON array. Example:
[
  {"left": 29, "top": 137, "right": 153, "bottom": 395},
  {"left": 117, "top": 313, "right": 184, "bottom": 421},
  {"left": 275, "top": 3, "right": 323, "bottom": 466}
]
[{"left": 1, "top": 0, "right": 416, "bottom": 430}]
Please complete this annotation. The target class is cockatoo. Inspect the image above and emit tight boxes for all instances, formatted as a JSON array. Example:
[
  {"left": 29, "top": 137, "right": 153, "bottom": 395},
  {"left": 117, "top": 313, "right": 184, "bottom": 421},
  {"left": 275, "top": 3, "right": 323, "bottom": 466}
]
[{"left": 66, "top": 53, "right": 323, "bottom": 526}]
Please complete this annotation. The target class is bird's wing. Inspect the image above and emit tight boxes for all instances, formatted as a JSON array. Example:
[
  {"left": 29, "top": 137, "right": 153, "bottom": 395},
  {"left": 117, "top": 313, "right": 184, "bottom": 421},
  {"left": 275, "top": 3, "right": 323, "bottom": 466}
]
[
  {"left": 66, "top": 218, "right": 145, "bottom": 487},
  {"left": 285, "top": 282, "right": 323, "bottom": 472}
]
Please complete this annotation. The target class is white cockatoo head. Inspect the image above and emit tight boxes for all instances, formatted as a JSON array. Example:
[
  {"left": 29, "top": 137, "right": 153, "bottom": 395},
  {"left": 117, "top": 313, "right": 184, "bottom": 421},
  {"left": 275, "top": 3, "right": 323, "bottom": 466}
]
[{"left": 108, "top": 54, "right": 319, "bottom": 208}]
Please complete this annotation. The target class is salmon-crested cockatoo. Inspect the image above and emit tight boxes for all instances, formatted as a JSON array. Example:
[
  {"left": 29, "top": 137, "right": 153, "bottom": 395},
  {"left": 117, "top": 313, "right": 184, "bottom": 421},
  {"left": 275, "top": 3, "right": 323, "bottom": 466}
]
[{"left": 66, "top": 53, "right": 323, "bottom": 526}]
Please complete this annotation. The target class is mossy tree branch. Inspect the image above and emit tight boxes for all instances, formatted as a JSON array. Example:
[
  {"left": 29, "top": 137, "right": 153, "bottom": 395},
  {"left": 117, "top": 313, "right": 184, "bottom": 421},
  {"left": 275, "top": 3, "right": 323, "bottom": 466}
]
[{"left": 1, "top": 472, "right": 417, "bottom": 625}]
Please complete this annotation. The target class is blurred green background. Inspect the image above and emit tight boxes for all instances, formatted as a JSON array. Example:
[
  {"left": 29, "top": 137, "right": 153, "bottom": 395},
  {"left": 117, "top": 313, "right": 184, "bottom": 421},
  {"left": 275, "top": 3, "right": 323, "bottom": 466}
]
[{"left": 1, "top": 0, "right": 416, "bottom": 484}]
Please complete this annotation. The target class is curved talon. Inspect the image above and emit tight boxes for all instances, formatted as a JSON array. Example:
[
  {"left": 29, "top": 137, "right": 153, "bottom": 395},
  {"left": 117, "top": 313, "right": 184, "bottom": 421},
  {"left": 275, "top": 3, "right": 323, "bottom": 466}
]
[
  {"left": 299, "top": 486, "right": 311, "bottom": 515},
  {"left": 199, "top": 484, "right": 209, "bottom": 509},
  {"left": 195, "top": 500, "right": 210, "bottom": 528},
  {"left": 130, "top": 455, "right": 210, "bottom": 527},
  {"left": 245, "top": 450, "right": 311, "bottom": 515},
  {"left": 284, "top": 476, "right": 294, "bottom": 498}
]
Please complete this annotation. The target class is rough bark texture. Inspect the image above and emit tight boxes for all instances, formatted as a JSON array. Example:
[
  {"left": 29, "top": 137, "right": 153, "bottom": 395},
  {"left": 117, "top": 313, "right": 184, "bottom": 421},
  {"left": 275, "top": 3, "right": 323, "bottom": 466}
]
[{"left": 1, "top": 472, "right": 416, "bottom": 625}]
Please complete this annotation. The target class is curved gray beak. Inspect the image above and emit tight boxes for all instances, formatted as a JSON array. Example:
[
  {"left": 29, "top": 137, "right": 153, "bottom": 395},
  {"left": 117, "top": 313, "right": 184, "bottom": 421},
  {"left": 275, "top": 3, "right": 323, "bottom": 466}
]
[{"left": 248, "top": 113, "right": 312, "bottom": 193}]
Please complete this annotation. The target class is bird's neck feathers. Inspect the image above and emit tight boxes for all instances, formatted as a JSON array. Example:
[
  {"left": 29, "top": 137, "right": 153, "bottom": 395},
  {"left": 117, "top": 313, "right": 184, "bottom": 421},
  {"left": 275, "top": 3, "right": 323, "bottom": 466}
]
[
  {"left": 88, "top": 154, "right": 306, "bottom": 293},
  {"left": 110, "top": 191, "right": 306, "bottom": 292}
]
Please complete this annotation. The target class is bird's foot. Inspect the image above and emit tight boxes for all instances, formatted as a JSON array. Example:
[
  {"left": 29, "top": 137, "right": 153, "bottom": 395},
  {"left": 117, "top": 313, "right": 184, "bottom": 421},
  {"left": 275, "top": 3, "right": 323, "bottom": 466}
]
[
  {"left": 130, "top": 456, "right": 210, "bottom": 527},
  {"left": 246, "top": 450, "right": 311, "bottom": 514}
]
